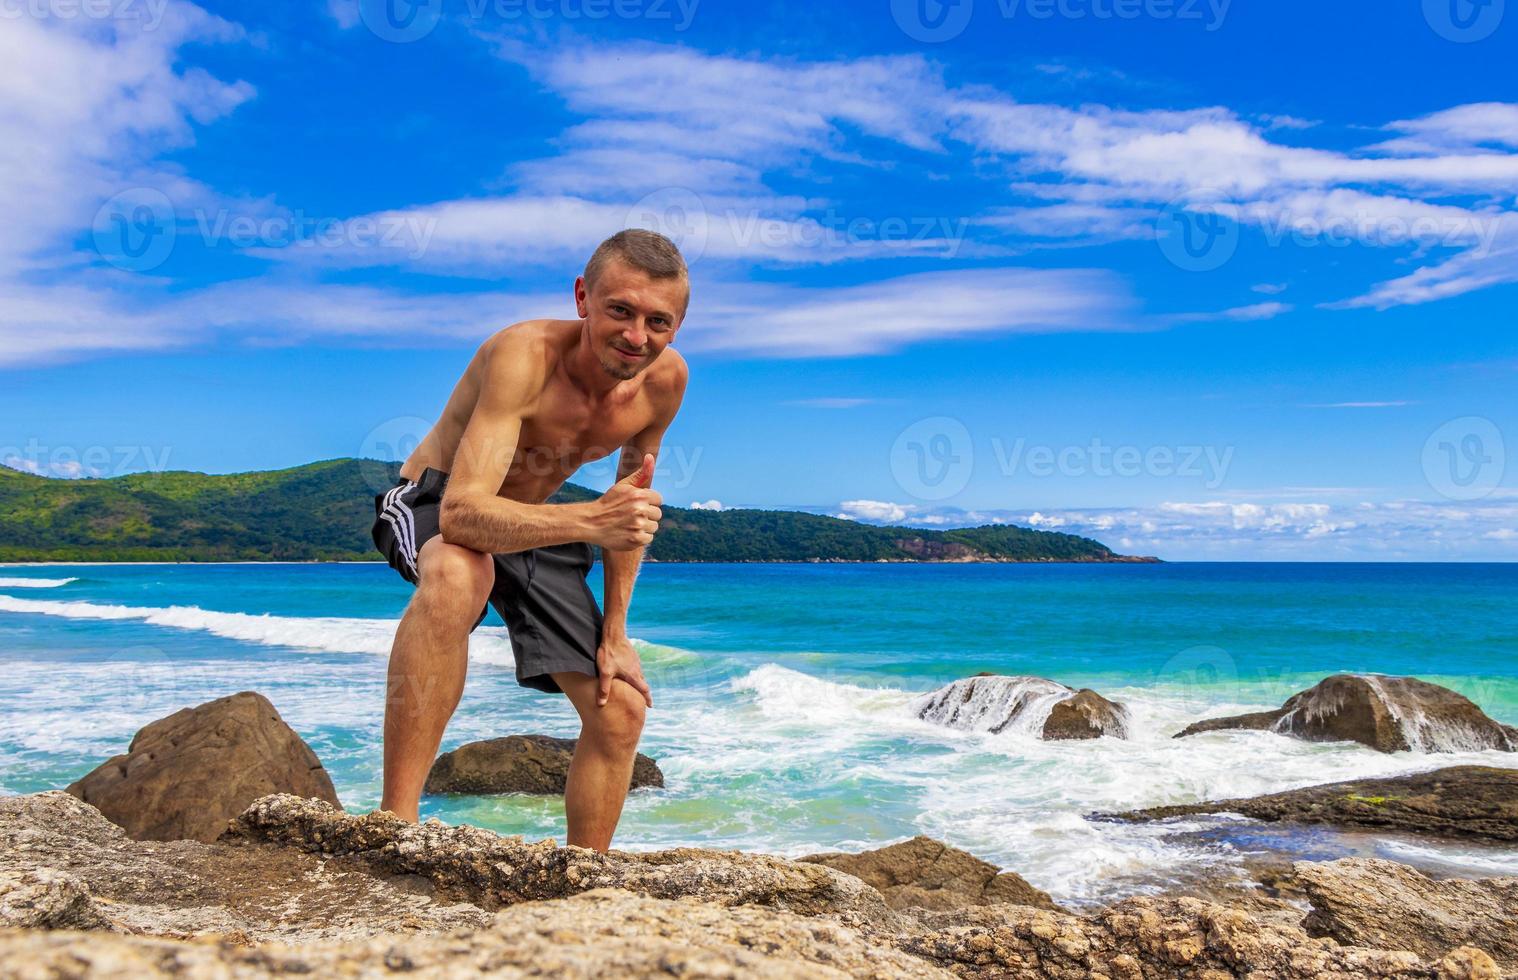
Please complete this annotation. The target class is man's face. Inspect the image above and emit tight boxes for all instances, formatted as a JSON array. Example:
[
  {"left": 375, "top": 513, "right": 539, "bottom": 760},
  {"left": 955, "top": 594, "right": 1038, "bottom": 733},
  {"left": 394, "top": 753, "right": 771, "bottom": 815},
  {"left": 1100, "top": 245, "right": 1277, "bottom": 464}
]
[{"left": 575, "top": 258, "right": 686, "bottom": 381}]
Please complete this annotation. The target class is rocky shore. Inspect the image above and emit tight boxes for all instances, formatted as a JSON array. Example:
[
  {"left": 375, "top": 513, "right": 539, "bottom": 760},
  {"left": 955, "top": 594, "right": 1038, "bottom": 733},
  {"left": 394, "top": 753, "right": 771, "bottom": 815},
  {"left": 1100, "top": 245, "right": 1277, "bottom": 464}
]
[
  {"left": 4, "top": 789, "right": 1515, "bottom": 978},
  {"left": 5, "top": 680, "right": 1517, "bottom": 977}
]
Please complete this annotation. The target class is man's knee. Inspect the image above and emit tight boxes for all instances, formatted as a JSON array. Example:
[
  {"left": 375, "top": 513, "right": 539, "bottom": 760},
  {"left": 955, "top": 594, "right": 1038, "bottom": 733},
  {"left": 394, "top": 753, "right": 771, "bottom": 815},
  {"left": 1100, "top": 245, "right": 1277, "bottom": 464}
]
[
  {"left": 584, "top": 681, "right": 646, "bottom": 751},
  {"left": 416, "top": 540, "right": 493, "bottom": 616}
]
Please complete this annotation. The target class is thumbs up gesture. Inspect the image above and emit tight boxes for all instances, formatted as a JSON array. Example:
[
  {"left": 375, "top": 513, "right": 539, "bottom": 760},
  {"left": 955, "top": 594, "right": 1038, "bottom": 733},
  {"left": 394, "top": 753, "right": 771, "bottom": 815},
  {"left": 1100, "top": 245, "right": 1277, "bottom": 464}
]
[{"left": 591, "top": 453, "right": 663, "bottom": 550}]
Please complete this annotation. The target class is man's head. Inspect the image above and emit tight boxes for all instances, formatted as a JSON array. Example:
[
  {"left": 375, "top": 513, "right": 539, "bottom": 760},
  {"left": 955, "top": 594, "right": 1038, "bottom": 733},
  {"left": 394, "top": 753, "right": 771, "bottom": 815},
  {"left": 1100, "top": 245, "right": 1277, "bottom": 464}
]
[{"left": 575, "top": 229, "right": 689, "bottom": 381}]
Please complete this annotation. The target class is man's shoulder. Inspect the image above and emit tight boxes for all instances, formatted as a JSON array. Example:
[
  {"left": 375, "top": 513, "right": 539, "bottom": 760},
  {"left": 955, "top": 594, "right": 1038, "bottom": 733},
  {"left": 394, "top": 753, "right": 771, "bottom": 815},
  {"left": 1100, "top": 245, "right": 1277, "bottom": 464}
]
[
  {"left": 471, "top": 320, "right": 570, "bottom": 403},
  {"left": 481, "top": 318, "right": 573, "bottom": 357},
  {"left": 648, "top": 346, "right": 689, "bottom": 391},
  {"left": 479, "top": 319, "right": 576, "bottom": 371}
]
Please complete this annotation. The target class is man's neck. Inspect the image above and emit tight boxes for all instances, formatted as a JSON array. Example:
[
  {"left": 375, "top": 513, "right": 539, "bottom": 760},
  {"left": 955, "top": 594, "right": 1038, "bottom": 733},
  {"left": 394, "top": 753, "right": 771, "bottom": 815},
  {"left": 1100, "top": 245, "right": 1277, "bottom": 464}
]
[{"left": 563, "top": 321, "right": 626, "bottom": 400}]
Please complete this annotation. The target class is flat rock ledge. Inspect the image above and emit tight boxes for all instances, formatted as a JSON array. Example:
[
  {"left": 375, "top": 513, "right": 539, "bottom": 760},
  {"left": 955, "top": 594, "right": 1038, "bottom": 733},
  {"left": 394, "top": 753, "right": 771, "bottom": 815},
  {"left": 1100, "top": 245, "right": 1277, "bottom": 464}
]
[
  {"left": 1101, "top": 765, "right": 1518, "bottom": 842},
  {"left": 2, "top": 790, "right": 1513, "bottom": 978}
]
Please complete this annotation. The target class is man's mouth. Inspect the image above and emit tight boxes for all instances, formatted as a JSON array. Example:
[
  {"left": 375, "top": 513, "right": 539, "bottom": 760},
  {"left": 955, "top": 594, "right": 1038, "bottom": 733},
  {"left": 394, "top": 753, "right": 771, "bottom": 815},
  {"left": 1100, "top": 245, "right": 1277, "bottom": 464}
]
[{"left": 612, "top": 346, "right": 646, "bottom": 362}]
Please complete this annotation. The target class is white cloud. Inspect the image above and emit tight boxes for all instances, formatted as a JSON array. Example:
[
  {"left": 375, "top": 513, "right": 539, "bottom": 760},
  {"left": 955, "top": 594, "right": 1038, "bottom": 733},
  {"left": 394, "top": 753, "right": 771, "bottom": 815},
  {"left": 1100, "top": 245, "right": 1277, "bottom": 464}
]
[
  {"left": 1171, "top": 302, "right": 1292, "bottom": 324},
  {"left": 692, "top": 268, "right": 1133, "bottom": 358},
  {"left": 688, "top": 499, "right": 725, "bottom": 511},
  {"left": 835, "top": 499, "right": 915, "bottom": 523}
]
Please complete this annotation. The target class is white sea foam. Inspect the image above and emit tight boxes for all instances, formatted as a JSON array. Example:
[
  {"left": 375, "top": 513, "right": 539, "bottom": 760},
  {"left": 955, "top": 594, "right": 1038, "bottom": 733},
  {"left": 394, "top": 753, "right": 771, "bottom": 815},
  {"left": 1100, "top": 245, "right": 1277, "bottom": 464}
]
[
  {"left": 0, "top": 577, "right": 77, "bottom": 588},
  {"left": 694, "top": 664, "right": 1518, "bottom": 903},
  {"left": 0, "top": 593, "right": 514, "bottom": 661}
]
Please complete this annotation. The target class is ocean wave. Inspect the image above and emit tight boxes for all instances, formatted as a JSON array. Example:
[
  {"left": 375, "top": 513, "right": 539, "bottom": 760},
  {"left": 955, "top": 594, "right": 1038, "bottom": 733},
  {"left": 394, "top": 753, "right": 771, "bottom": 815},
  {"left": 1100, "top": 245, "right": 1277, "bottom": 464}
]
[
  {"left": 708, "top": 663, "right": 1518, "bottom": 901},
  {"left": 0, "top": 577, "right": 78, "bottom": 589},
  {"left": 0, "top": 594, "right": 513, "bottom": 661},
  {"left": 0, "top": 594, "right": 695, "bottom": 674}
]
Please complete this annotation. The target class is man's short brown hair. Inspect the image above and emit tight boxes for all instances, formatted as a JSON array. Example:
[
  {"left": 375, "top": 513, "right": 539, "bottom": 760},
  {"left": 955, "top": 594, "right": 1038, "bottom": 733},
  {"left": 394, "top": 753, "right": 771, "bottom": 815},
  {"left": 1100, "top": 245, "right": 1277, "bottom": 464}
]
[{"left": 584, "top": 229, "right": 690, "bottom": 314}]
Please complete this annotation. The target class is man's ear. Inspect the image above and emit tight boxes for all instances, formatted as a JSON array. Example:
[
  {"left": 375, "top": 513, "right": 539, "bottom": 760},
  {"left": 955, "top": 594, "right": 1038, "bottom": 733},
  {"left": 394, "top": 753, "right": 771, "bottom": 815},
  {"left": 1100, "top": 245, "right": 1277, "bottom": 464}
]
[{"left": 574, "top": 275, "right": 589, "bottom": 318}]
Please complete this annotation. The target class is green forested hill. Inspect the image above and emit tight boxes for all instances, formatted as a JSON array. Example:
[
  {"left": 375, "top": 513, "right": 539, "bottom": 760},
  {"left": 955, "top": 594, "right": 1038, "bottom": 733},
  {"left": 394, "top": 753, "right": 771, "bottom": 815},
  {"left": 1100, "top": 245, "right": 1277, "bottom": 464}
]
[{"left": 0, "top": 459, "right": 1155, "bottom": 563}]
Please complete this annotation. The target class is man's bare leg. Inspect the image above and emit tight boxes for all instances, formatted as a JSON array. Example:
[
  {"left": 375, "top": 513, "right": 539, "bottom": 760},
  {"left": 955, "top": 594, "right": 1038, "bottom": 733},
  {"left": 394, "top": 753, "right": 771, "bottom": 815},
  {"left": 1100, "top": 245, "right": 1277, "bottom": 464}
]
[
  {"left": 380, "top": 537, "right": 494, "bottom": 822},
  {"left": 552, "top": 670, "right": 648, "bottom": 851}
]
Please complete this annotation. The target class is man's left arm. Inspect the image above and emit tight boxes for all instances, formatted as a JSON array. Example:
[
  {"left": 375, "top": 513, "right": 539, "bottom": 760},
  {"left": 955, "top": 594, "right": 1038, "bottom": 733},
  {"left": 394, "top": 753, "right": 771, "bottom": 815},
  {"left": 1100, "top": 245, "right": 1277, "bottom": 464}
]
[{"left": 596, "top": 373, "right": 687, "bottom": 709}]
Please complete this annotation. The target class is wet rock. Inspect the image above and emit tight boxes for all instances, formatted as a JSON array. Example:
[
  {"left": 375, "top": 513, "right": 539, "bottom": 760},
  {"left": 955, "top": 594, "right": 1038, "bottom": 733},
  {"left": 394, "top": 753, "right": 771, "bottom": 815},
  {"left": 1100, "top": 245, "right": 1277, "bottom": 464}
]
[
  {"left": 799, "top": 834, "right": 1060, "bottom": 912},
  {"left": 1175, "top": 674, "right": 1518, "bottom": 753},
  {"left": 1295, "top": 858, "right": 1518, "bottom": 968},
  {"left": 1042, "top": 688, "right": 1129, "bottom": 741},
  {"left": 424, "top": 734, "right": 664, "bottom": 796},
  {"left": 912, "top": 674, "right": 1130, "bottom": 740},
  {"left": 0, "top": 790, "right": 491, "bottom": 943},
  {"left": 65, "top": 690, "right": 341, "bottom": 843},
  {"left": 1105, "top": 766, "right": 1518, "bottom": 842}
]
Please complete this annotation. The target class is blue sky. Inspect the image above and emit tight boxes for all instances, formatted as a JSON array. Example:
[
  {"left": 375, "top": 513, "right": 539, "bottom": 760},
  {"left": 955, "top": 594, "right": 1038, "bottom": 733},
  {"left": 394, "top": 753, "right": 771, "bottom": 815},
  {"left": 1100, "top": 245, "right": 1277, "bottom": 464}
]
[{"left": 1, "top": 0, "right": 1516, "bottom": 559}]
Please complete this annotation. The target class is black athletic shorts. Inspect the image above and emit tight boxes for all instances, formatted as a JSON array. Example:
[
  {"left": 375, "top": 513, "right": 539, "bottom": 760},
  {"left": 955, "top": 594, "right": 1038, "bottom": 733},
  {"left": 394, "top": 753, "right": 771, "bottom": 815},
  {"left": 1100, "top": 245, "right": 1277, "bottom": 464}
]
[{"left": 371, "top": 466, "right": 603, "bottom": 695}]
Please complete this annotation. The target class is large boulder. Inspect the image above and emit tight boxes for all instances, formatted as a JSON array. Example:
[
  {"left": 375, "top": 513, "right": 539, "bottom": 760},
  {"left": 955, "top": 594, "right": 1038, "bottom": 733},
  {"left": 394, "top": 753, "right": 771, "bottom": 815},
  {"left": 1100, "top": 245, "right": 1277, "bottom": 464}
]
[
  {"left": 1296, "top": 858, "right": 1518, "bottom": 968},
  {"left": 424, "top": 735, "right": 664, "bottom": 796},
  {"left": 910, "top": 674, "right": 1129, "bottom": 740},
  {"left": 1103, "top": 765, "right": 1518, "bottom": 842},
  {"left": 798, "top": 835, "right": 1059, "bottom": 912},
  {"left": 65, "top": 691, "right": 341, "bottom": 843},
  {"left": 1175, "top": 674, "right": 1518, "bottom": 753}
]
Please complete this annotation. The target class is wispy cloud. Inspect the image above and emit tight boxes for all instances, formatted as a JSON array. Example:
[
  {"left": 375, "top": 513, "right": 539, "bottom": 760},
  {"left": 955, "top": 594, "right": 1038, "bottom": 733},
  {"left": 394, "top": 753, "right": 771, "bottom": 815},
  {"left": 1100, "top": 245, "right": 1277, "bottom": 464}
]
[{"left": 823, "top": 496, "right": 1518, "bottom": 560}]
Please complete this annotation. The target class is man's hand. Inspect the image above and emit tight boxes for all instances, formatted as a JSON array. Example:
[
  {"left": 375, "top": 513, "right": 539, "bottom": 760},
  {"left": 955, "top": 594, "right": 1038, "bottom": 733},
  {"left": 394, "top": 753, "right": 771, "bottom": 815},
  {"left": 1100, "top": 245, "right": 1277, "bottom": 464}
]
[
  {"left": 590, "top": 453, "right": 662, "bottom": 551},
  {"left": 597, "top": 632, "right": 653, "bottom": 708}
]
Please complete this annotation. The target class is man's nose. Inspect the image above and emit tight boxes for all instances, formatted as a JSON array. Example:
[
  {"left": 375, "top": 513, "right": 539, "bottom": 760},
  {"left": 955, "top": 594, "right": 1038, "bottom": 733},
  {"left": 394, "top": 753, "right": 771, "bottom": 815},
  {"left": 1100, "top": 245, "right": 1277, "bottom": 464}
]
[{"left": 623, "top": 323, "right": 648, "bottom": 348}]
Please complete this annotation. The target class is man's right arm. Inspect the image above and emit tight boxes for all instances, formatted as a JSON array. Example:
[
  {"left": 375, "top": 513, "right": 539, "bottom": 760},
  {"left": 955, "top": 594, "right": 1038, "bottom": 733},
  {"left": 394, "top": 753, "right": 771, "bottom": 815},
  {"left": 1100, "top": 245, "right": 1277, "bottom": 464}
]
[{"left": 436, "top": 336, "right": 658, "bottom": 555}]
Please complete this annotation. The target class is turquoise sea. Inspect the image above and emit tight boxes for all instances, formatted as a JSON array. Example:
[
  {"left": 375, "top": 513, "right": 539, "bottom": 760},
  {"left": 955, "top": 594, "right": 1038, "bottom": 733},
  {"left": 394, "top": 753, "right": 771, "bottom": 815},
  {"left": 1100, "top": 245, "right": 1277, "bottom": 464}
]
[{"left": 2, "top": 561, "right": 1516, "bottom": 905}]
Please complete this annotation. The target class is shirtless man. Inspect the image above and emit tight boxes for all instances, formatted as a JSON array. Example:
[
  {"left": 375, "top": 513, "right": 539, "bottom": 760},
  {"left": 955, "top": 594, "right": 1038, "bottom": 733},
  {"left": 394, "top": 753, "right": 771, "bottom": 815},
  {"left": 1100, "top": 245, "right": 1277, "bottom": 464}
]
[{"left": 369, "top": 229, "right": 689, "bottom": 850}]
